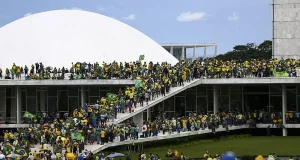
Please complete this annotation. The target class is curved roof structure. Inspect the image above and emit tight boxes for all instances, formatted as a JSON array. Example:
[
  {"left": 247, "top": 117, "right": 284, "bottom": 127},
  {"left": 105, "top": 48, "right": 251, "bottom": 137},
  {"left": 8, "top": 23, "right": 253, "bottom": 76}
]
[{"left": 0, "top": 10, "right": 178, "bottom": 69}]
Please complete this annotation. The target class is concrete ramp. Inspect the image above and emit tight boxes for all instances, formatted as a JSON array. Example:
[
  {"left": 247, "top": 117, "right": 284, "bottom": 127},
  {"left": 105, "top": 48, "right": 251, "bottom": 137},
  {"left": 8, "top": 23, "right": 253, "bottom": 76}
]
[{"left": 110, "top": 79, "right": 201, "bottom": 124}]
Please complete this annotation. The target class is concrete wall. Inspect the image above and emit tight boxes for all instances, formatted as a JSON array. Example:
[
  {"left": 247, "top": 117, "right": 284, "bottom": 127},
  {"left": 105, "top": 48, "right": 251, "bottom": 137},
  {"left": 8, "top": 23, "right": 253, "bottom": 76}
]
[{"left": 274, "top": 0, "right": 300, "bottom": 59}]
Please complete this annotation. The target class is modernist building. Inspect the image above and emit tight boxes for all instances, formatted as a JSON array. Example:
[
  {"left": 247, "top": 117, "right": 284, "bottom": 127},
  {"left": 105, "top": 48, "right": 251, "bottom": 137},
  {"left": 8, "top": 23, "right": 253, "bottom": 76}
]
[
  {"left": 0, "top": 10, "right": 298, "bottom": 137},
  {"left": 161, "top": 44, "right": 218, "bottom": 61},
  {"left": 273, "top": 0, "right": 300, "bottom": 59}
]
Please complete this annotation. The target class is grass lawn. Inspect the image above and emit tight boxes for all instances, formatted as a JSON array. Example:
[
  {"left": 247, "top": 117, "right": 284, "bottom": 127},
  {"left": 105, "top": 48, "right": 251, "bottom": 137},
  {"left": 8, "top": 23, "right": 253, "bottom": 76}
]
[{"left": 103, "top": 136, "right": 300, "bottom": 160}]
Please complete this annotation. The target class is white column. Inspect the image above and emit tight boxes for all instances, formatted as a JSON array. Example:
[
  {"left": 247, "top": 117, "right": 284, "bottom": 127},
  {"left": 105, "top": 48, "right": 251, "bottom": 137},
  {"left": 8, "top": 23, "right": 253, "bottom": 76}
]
[
  {"left": 193, "top": 46, "right": 196, "bottom": 61},
  {"left": 133, "top": 112, "right": 143, "bottom": 133},
  {"left": 170, "top": 46, "right": 174, "bottom": 56},
  {"left": 81, "top": 86, "right": 86, "bottom": 108},
  {"left": 214, "top": 45, "right": 218, "bottom": 57},
  {"left": 147, "top": 109, "right": 151, "bottom": 121},
  {"left": 181, "top": 46, "right": 185, "bottom": 61},
  {"left": 282, "top": 84, "right": 287, "bottom": 136},
  {"left": 16, "top": 86, "right": 22, "bottom": 124},
  {"left": 204, "top": 47, "right": 207, "bottom": 59},
  {"left": 213, "top": 85, "right": 219, "bottom": 114}
]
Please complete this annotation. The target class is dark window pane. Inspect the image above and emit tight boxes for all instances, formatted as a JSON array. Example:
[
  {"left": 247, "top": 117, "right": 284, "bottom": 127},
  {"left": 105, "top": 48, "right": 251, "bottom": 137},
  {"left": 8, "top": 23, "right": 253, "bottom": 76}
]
[
  {"left": 48, "top": 97, "right": 57, "bottom": 113},
  {"left": 164, "top": 96, "right": 174, "bottom": 111},
  {"left": 100, "top": 91, "right": 109, "bottom": 98},
  {"left": 26, "top": 98, "right": 36, "bottom": 114},
  {"left": 207, "top": 90, "right": 213, "bottom": 112},
  {"left": 48, "top": 87, "right": 57, "bottom": 96},
  {"left": 6, "top": 87, "right": 15, "bottom": 97},
  {"left": 100, "top": 87, "right": 110, "bottom": 91},
  {"left": 219, "top": 86, "right": 228, "bottom": 95},
  {"left": 69, "top": 87, "right": 79, "bottom": 96},
  {"left": 270, "top": 85, "right": 282, "bottom": 95},
  {"left": 175, "top": 97, "right": 185, "bottom": 116},
  {"left": 197, "top": 97, "right": 207, "bottom": 113},
  {"left": 0, "top": 91, "right": 6, "bottom": 112},
  {"left": 244, "top": 85, "right": 269, "bottom": 93},
  {"left": 37, "top": 91, "right": 47, "bottom": 112},
  {"left": 22, "top": 91, "right": 26, "bottom": 112},
  {"left": 89, "top": 97, "right": 98, "bottom": 104},
  {"left": 165, "top": 112, "right": 175, "bottom": 119},
  {"left": 6, "top": 98, "right": 16, "bottom": 123},
  {"left": 220, "top": 96, "right": 229, "bottom": 112},
  {"left": 287, "top": 89, "right": 296, "bottom": 111},
  {"left": 27, "top": 87, "right": 36, "bottom": 96},
  {"left": 58, "top": 91, "right": 68, "bottom": 111},
  {"left": 58, "top": 87, "right": 68, "bottom": 90},
  {"left": 69, "top": 97, "right": 79, "bottom": 113},
  {"left": 89, "top": 87, "right": 99, "bottom": 96},
  {"left": 186, "top": 91, "right": 196, "bottom": 112},
  {"left": 270, "top": 96, "right": 282, "bottom": 112}
]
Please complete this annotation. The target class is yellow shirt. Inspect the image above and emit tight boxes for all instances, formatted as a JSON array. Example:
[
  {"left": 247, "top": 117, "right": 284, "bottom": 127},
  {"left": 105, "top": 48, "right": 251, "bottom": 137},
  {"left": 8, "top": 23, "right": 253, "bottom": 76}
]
[{"left": 100, "top": 131, "right": 105, "bottom": 138}]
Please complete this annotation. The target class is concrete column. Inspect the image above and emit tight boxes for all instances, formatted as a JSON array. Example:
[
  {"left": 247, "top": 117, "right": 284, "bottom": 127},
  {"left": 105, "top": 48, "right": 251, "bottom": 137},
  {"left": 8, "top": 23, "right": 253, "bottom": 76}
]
[
  {"left": 170, "top": 46, "right": 174, "bottom": 56},
  {"left": 133, "top": 112, "right": 143, "bottom": 133},
  {"left": 214, "top": 45, "right": 218, "bottom": 57},
  {"left": 181, "top": 46, "right": 185, "bottom": 61},
  {"left": 147, "top": 109, "right": 151, "bottom": 121},
  {"left": 282, "top": 84, "right": 287, "bottom": 136},
  {"left": 204, "top": 47, "right": 207, "bottom": 59},
  {"left": 213, "top": 85, "right": 219, "bottom": 114},
  {"left": 16, "top": 86, "right": 22, "bottom": 124},
  {"left": 81, "top": 86, "right": 86, "bottom": 108},
  {"left": 193, "top": 46, "right": 196, "bottom": 61}
]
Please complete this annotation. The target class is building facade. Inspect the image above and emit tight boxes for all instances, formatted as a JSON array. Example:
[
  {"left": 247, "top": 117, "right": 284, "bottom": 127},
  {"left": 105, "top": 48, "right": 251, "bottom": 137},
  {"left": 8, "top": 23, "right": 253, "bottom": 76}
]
[
  {"left": 1, "top": 80, "right": 299, "bottom": 127},
  {"left": 273, "top": 0, "right": 300, "bottom": 59}
]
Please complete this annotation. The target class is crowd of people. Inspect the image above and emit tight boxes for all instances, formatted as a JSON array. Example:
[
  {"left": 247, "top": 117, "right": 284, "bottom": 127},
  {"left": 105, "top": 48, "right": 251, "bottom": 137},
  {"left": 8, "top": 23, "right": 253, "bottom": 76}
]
[
  {"left": 1, "top": 58, "right": 300, "bottom": 80},
  {"left": 2, "top": 58, "right": 300, "bottom": 160}
]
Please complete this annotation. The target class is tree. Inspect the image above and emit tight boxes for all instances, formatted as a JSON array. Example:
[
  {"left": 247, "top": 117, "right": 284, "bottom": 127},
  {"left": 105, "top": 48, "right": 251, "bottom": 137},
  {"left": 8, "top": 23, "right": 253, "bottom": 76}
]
[{"left": 215, "top": 40, "right": 272, "bottom": 61}]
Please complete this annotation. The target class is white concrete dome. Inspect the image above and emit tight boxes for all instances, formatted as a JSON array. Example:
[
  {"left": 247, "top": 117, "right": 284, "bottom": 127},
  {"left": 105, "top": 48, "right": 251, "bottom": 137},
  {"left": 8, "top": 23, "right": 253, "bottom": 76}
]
[{"left": 0, "top": 10, "right": 178, "bottom": 69}]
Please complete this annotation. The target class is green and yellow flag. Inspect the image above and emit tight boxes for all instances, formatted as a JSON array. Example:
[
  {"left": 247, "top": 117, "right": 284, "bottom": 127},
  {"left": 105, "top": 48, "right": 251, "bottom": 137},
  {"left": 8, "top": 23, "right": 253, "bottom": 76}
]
[
  {"left": 71, "top": 132, "right": 83, "bottom": 140},
  {"left": 14, "top": 146, "right": 29, "bottom": 157},
  {"left": 139, "top": 55, "right": 145, "bottom": 61},
  {"left": 106, "top": 93, "right": 118, "bottom": 101},
  {"left": 23, "top": 111, "right": 36, "bottom": 119},
  {"left": 134, "top": 80, "right": 144, "bottom": 88}
]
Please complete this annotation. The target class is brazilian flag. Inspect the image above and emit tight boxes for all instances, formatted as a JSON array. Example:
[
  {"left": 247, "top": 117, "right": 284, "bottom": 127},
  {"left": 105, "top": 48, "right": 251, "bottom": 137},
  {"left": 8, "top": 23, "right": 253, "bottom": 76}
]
[
  {"left": 15, "top": 146, "right": 29, "bottom": 158},
  {"left": 3, "top": 145, "right": 12, "bottom": 155},
  {"left": 71, "top": 132, "right": 83, "bottom": 140},
  {"left": 134, "top": 80, "right": 144, "bottom": 88},
  {"left": 23, "top": 111, "right": 36, "bottom": 119},
  {"left": 139, "top": 55, "right": 145, "bottom": 61},
  {"left": 106, "top": 93, "right": 118, "bottom": 101}
]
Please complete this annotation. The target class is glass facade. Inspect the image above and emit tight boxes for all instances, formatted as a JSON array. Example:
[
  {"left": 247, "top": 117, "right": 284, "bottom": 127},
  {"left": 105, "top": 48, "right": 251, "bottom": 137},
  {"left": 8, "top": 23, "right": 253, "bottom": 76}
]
[{"left": 0, "top": 84, "right": 300, "bottom": 124}]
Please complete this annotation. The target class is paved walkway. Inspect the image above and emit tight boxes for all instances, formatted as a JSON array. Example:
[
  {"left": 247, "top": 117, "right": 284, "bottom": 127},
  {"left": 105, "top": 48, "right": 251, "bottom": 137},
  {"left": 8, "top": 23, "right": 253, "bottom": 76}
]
[{"left": 31, "top": 125, "right": 248, "bottom": 154}]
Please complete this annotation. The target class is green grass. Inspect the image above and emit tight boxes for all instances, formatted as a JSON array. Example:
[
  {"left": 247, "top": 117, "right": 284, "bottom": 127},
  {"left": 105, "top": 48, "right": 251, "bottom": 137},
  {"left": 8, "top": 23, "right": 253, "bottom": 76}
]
[{"left": 102, "top": 136, "right": 300, "bottom": 160}]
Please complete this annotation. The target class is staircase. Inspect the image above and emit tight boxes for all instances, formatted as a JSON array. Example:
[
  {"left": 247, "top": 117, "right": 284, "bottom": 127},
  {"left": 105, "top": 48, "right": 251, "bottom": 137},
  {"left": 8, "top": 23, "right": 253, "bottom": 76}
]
[{"left": 109, "top": 79, "right": 201, "bottom": 124}]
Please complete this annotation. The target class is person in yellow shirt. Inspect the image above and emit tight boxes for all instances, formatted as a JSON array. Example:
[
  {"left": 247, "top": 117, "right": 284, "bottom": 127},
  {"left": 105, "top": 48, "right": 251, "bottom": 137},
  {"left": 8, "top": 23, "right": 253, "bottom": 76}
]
[
  {"left": 100, "top": 130, "right": 105, "bottom": 145},
  {"left": 66, "top": 151, "right": 76, "bottom": 160}
]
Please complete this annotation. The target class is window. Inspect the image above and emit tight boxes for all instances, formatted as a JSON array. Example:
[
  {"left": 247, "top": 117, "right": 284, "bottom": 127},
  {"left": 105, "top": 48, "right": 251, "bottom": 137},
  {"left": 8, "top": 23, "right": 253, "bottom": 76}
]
[
  {"left": 58, "top": 91, "right": 68, "bottom": 112},
  {"left": 164, "top": 96, "right": 174, "bottom": 111},
  {"left": 69, "top": 97, "right": 79, "bottom": 113},
  {"left": 69, "top": 87, "right": 79, "bottom": 96},
  {"left": 89, "top": 87, "right": 99, "bottom": 96},
  {"left": 26, "top": 97, "right": 36, "bottom": 113},
  {"left": 48, "top": 97, "right": 57, "bottom": 113},
  {"left": 22, "top": 91, "right": 26, "bottom": 112},
  {"left": 48, "top": 87, "right": 57, "bottom": 96},
  {"left": 6, "top": 87, "right": 15, "bottom": 97},
  {"left": 37, "top": 91, "right": 47, "bottom": 112},
  {"left": 197, "top": 85, "right": 206, "bottom": 96},
  {"left": 197, "top": 97, "right": 207, "bottom": 113},
  {"left": 0, "top": 91, "right": 6, "bottom": 112},
  {"left": 100, "top": 87, "right": 110, "bottom": 91},
  {"left": 186, "top": 90, "right": 196, "bottom": 112},
  {"left": 27, "top": 87, "right": 36, "bottom": 96}
]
